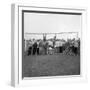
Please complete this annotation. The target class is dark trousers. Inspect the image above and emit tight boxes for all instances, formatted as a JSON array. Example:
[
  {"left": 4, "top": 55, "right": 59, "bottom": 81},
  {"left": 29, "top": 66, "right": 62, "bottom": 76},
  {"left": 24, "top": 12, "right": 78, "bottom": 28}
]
[
  {"left": 71, "top": 46, "right": 77, "bottom": 55},
  {"left": 33, "top": 48, "right": 37, "bottom": 55},
  {"left": 74, "top": 47, "right": 78, "bottom": 55},
  {"left": 28, "top": 47, "right": 32, "bottom": 55},
  {"left": 59, "top": 46, "right": 63, "bottom": 53},
  {"left": 37, "top": 48, "right": 39, "bottom": 55}
]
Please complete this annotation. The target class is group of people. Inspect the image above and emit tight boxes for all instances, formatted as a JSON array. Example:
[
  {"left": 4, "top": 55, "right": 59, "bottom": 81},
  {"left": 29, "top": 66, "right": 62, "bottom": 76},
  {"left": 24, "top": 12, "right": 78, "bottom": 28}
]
[
  {"left": 24, "top": 38, "right": 80, "bottom": 56},
  {"left": 62, "top": 39, "right": 80, "bottom": 55},
  {"left": 26, "top": 40, "right": 52, "bottom": 55},
  {"left": 28, "top": 41, "right": 40, "bottom": 55}
]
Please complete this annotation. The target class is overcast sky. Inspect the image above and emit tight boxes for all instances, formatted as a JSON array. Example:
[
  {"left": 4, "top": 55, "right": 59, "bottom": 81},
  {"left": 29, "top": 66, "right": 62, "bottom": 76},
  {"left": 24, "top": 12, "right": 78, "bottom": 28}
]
[{"left": 24, "top": 12, "right": 81, "bottom": 40}]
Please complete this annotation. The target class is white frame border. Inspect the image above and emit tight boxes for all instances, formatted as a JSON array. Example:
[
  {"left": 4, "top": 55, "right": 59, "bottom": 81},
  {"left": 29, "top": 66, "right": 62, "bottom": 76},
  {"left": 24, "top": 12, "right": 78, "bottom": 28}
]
[{"left": 11, "top": 4, "right": 87, "bottom": 87}]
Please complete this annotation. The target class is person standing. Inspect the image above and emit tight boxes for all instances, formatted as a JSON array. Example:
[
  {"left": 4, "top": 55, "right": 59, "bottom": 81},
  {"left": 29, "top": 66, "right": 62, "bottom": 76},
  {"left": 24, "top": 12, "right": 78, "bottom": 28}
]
[
  {"left": 37, "top": 41, "right": 40, "bottom": 55},
  {"left": 27, "top": 40, "right": 33, "bottom": 55},
  {"left": 33, "top": 41, "right": 37, "bottom": 55}
]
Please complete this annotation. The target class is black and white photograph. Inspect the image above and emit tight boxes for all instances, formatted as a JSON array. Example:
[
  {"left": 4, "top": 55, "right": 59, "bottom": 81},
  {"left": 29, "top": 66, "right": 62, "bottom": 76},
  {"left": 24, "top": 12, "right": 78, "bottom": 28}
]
[{"left": 22, "top": 10, "right": 81, "bottom": 78}]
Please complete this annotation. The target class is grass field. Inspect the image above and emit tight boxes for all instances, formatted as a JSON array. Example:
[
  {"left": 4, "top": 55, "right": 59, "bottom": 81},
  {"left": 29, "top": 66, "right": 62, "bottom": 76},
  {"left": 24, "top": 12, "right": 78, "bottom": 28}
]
[{"left": 22, "top": 54, "right": 80, "bottom": 77}]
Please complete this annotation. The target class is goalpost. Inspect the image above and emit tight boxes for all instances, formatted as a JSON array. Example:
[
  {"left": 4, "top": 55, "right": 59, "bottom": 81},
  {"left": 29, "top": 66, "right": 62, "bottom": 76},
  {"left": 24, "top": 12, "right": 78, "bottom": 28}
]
[{"left": 24, "top": 32, "right": 78, "bottom": 40}]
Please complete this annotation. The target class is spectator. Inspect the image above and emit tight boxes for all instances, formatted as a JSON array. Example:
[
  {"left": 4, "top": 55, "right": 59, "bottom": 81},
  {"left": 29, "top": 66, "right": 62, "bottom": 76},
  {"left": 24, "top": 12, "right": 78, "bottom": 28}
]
[{"left": 33, "top": 41, "right": 37, "bottom": 55}]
